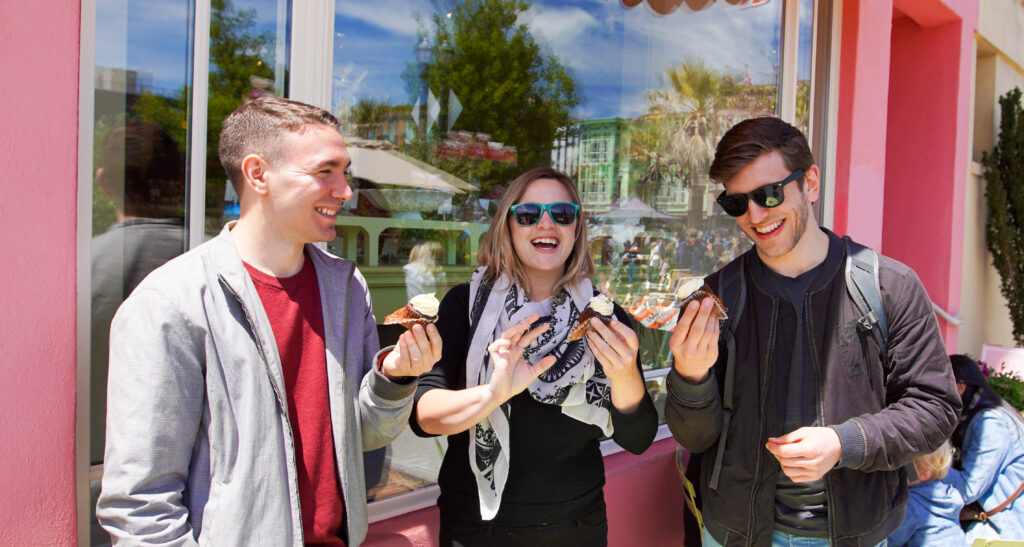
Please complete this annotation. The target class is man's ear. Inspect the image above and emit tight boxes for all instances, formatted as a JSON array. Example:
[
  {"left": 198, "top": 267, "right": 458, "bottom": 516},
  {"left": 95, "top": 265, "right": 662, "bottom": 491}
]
[
  {"left": 802, "top": 164, "right": 821, "bottom": 204},
  {"left": 241, "top": 154, "right": 270, "bottom": 196}
]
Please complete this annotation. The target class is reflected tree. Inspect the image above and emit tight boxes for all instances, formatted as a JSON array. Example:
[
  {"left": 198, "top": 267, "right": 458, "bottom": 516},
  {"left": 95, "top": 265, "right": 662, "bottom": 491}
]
[
  {"left": 410, "top": 0, "right": 582, "bottom": 195},
  {"left": 627, "top": 117, "right": 679, "bottom": 206},
  {"left": 132, "top": 0, "right": 278, "bottom": 215},
  {"left": 640, "top": 59, "right": 777, "bottom": 228},
  {"left": 643, "top": 59, "right": 734, "bottom": 227}
]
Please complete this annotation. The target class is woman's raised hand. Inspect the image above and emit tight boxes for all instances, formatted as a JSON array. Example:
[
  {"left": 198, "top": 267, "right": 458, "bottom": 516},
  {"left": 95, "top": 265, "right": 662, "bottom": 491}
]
[{"left": 486, "top": 313, "right": 556, "bottom": 403}]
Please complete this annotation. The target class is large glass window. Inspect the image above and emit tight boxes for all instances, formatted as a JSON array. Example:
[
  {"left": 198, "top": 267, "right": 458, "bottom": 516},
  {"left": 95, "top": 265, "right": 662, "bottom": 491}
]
[
  {"left": 330, "top": 0, "right": 798, "bottom": 506},
  {"left": 83, "top": 0, "right": 822, "bottom": 536},
  {"left": 88, "top": 0, "right": 289, "bottom": 543},
  {"left": 89, "top": 1, "right": 193, "bottom": 543}
]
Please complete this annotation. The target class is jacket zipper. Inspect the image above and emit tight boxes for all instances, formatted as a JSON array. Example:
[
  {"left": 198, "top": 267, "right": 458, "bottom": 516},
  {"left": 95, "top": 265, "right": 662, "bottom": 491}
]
[
  {"left": 220, "top": 276, "right": 306, "bottom": 544},
  {"left": 747, "top": 296, "right": 778, "bottom": 542},
  {"left": 805, "top": 290, "right": 837, "bottom": 541}
]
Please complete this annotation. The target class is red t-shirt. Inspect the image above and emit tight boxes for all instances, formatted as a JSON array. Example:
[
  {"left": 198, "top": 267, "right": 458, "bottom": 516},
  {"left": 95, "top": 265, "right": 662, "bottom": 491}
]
[{"left": 244, "top": 256, "right": 346, "bottom": 546}]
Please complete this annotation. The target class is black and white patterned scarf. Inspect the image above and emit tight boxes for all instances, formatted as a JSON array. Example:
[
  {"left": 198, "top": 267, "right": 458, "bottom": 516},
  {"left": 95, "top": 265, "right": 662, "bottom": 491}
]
[{"left": 465, "top": 266, "right": 613, "bottom": 520}]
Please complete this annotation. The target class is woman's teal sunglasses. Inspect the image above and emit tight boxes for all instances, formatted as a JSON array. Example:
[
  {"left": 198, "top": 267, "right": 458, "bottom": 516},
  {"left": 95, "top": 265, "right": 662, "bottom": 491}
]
[{"left": 508, "top": 202, "right": 580, "bottom": 226}]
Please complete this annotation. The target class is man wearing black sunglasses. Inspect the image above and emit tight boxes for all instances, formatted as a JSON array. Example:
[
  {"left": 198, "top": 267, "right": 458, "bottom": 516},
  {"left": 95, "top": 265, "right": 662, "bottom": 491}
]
[{"left": 665, "top": 117, "right": 960, "bottom": 546}]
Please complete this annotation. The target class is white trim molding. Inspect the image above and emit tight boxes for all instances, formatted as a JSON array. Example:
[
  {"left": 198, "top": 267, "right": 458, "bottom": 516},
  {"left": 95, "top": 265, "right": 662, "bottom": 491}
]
[
  {"left": 779, "top": 0, "right": 800, "bottom": 122},
  {"left": 76, "top": 1, "right": 98, "bottom": 543},
  {"left": 289, "top": 0, "right": 335, "bottom": 109},
  {"left": 188, "top": 0, "right": 212, "bottom": 250}
]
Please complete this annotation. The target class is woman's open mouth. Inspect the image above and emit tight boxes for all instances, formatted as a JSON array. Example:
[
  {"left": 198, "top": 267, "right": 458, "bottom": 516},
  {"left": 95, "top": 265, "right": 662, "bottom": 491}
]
[{"left": 531, "top": 236, "right": 560, "bottom": 252}]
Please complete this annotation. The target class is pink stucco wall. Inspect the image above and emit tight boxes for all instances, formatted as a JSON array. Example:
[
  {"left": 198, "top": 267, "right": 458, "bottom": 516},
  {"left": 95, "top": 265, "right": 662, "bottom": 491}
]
[
  {"left": 883, "top": 0, "right": 976, "bottom": 345},
  {"left": 833, "top": 0, "right": 893, "bottom": 248},
  {"left": 0, "top": 0, "right": 81, "bottom": 543},
  {"left": 365, "top": 438, "right": 688, "bottom": 545},
  {"left": 835, "top": 0, "right": 976, "bottom": 346}
]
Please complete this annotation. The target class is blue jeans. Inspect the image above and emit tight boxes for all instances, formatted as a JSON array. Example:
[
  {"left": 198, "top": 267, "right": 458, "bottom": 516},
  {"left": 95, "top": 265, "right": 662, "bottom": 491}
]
[{"left": 701, "top": 527, "right": 887, "bottom": 546}]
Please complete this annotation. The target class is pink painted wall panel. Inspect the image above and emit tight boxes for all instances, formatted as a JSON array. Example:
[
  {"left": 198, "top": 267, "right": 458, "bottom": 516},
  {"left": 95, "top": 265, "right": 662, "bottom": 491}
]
[
  {"left": 364, "top": 506, "right": 441, "bottom": 546},
  {"left": 364, "top": 439, "right": 688, "bottom": 546},
  {"left": 0, "top": 0, "right": 81, "bottom": 543},
  {"left": 884, "top": 1, "right": 976, "bottom": 345},
  {"left": 604, "top": 439, "right": 687, "bottom": 546},
  {"left": 833, "top": 0, "right": 894, "bottom": 247}
]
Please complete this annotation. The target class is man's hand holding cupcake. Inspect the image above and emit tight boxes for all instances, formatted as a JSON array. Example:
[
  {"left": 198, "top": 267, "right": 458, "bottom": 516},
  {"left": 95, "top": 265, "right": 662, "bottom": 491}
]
[{"left": 380, "top": 293, "right": 442, "bottom": 380}]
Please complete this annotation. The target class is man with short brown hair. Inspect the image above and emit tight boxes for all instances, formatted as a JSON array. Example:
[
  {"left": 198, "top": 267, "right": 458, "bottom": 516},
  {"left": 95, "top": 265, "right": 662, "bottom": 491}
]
[
  {"left": 98, "top": 96, "right": 441, "bottom": 546},
  {"left": 666, "top": 116, "right": 960, "bottom": 546}
]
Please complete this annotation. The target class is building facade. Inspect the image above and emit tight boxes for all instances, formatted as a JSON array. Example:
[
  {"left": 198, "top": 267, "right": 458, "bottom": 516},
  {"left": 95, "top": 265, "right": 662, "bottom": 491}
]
[{"left": 0, "top": 0, "right": 1004, "bottom": 544}]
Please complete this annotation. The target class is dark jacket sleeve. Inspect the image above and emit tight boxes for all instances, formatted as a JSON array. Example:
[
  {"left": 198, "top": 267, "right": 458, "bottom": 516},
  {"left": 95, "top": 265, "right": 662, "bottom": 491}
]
[
  {"left": 608, "top": 304, "right": 658, "bottom": 454},
  {"left": 664, "top": 273, "right": 726, "bottom": 454},
  {"left": 665, "top": 364, "right": 724, "bottom": 454},
  {"left": 830, "top": 263, "right": 962, "bottom": 471},
  {"left": 408, "top": 283, "right": 471, "bottom": 438}
]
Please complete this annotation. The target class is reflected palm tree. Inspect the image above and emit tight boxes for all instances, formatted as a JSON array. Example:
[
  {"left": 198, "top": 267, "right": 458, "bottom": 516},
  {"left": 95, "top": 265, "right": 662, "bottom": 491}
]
[
  {"left": 645, "top": 59, "right": 736, "bottom": 227},
  {"left": 627, "top": 118, "right": 678, "bottom": 206}
]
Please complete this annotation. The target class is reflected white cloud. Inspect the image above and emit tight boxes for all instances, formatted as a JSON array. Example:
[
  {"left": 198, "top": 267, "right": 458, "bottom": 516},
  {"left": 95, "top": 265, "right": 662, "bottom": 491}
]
[{"left": 335, "top": 0, "right": 427, "bottom": 37}]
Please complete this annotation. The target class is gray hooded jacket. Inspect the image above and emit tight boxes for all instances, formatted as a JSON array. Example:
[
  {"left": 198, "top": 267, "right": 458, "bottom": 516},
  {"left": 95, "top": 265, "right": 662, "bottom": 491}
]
[{"left": 97, "top": 224, "right": 415, "bottom": 546}]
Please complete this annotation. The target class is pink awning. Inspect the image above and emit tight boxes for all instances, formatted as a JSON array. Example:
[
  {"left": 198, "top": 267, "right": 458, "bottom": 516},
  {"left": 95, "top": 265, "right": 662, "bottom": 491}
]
[{"left": 620, "top": 0, "right": 767, "bottom": 16}]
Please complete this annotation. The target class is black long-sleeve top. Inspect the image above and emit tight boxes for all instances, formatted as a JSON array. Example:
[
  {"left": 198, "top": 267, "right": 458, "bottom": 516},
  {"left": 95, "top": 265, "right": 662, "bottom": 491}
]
[{"left": 409, "top": 282, "right": 658, "bottom": 526}]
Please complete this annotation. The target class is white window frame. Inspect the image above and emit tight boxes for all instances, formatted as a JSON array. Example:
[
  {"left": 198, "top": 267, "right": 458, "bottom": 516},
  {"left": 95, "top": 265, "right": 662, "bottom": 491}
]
[
  {"left": 76, "top": 0, "right": 841, "bottom": 534},
  {"left": 76, "top": 0, "right": 97, "bottom": 542}
]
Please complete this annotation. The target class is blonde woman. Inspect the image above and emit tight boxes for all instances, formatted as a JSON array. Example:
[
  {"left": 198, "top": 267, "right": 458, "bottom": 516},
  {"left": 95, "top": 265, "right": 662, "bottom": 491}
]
[
  {"left": 410, "top": 167, "right": 657, "bottom": 546},
  {"left": 887, "top": 442, "right": 966, "bottom": 546},
  {"left": 404, "top": 240, "right": 445, "bottom": 299}
]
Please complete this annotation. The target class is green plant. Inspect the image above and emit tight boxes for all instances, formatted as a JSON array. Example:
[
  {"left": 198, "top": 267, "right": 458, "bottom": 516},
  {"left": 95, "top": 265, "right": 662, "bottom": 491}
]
[
  {"left": 982, "top": 87, "right": 1024, "bottom": 346},
  {"left": 981, "top": 361, "right": 1024, "bottom": 411}
]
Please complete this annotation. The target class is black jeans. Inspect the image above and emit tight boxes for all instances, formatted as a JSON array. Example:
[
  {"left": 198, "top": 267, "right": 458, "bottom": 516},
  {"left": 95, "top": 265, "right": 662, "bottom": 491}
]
[{"left": 439, "top": 505, "right": 608, "bottom": 547}]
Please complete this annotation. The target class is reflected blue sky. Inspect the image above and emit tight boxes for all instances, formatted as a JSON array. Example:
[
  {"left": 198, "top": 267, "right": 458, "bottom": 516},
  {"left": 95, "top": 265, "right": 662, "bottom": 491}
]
[
  {"left": 96, "top": 0, "right": 811, "bottom": 121},
  {"left": 96, "top": 0, "right": 286, "bottom": 94},
  {"left": 335, "top": 0, "right": 796, "bottom": 120}
]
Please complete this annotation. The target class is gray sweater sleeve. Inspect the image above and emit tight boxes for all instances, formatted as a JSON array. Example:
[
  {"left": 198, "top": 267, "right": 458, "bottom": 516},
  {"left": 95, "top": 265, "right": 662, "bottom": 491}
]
[
  {"left": 96, "top": 289, "right": 203, "bottom": 546},
  {"left": 354, "top": 271, "right": 418, "bottom": 452}
]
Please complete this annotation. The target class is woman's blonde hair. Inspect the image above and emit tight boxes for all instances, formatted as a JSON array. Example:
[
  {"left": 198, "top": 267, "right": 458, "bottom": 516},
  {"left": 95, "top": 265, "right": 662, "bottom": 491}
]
[
  {"left": 409, "top": 240, "right": 441, "bottom": 268},
  {"left": 915, "top": 441, "right": 953, "bottom": 480},
  {"left": 477, "top": 167, "right": 595, "bottom": 298}
]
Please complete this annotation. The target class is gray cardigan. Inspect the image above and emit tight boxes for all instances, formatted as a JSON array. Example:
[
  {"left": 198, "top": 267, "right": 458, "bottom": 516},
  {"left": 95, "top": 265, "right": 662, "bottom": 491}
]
[{"left": 97, "top": 225, "right": 415, "bottom": 546}]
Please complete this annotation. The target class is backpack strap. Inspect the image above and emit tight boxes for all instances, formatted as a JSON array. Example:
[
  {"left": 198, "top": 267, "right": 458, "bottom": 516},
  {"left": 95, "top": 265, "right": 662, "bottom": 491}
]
[
  {"left": 843, "top": 236, "right": 889, "bottom": 367},
  {"left": 708, "top": 253, "right": 746, "bottom": 491}
]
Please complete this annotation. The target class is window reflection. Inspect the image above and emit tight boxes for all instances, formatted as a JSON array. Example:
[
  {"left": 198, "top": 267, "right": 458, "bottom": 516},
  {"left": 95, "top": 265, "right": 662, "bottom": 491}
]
[
  {"left": 334, "top": 0, "right": 786, "bottom": 503},
  {"left": 91, "top": 0, "right": 194, "bottom": 542},
  {"left": 90, "top": 1, "right": 290, "bottom": 543},
  {"left": 206, "top": 0, "right": 291, "bottom": 235}
]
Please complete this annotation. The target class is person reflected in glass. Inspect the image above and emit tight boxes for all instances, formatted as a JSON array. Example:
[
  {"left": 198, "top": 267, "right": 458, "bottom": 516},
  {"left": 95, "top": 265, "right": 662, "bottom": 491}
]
[
  {"left": 90, "top": 121, "right": 187, "bottom": 465},
  {"left": 404, "top": 240, "right": 446, "bottom": 299},
  {"left": 947, "top": 354, "right": 1024, "bottom": 542},
  {"left": 410, "top": 167, "right": 658, "bottom": 546},
  {"left": 623, "top": 239, "right": 641, "bottom": 285}
]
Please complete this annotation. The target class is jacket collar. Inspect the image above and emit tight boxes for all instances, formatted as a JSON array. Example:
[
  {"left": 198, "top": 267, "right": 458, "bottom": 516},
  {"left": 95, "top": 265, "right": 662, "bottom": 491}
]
[
  {"left": 210, "top": 221, "right": 345, "bottom": 297},
  {"left": 747, "top": 227, "right": 845, "bottom": 295}
]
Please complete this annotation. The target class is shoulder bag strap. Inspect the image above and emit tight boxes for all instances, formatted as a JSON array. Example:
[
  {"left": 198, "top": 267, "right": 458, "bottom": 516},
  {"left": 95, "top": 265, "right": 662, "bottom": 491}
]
[
  {"left": 709, "top": 254, "right": 746, "bottom": 491},
  {"left": 843, "top": 236, "right": 890, "bottom": 367}
]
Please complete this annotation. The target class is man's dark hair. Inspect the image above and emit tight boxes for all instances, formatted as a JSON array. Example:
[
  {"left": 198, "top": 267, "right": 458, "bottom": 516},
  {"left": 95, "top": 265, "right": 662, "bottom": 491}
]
[
  {"left": 101, "top": 121, "right": 185, "bottom": 218},
  {"left": 218, "top": 96, "right": 340, "bottom": 196},
  {"left": 708, "top": 116, "right": 814, "bottom": 187}
]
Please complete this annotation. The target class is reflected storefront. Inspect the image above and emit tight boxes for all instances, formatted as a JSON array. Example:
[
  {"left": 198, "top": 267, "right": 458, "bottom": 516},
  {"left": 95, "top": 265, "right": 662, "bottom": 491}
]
[{"left": 85, "top": 0, "right": 821, "bottom": 543}]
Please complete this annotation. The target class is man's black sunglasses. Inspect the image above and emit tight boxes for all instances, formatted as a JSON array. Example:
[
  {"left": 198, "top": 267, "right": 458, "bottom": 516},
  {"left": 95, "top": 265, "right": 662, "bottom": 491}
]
[
  {"left": 508, "top": 202, "right": 580, "bottom": 226},
  {"left": 715, "top": 169, "right": 805, "bottom": 217}
]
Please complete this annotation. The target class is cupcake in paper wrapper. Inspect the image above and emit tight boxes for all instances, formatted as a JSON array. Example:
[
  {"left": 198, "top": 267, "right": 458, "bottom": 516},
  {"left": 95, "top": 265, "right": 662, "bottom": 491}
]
[
  {"left": 384, "top": 293, "right": 439, "bottom": 329},
  {"left": 568, "top": 294, "right": 615, "bottom": 341}
]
